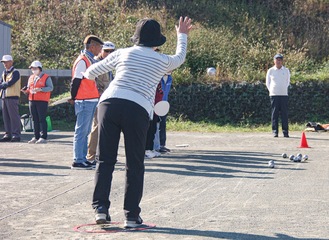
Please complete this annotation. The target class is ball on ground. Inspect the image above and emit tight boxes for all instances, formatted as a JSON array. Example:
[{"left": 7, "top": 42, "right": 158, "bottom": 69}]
[
  {"left": 268, "top": 160, "right": 275, "bottom": 168},
  {"left": 207, "top": 67, "right": 216, "bottom": 76},
  {"left": 289, "top": 155, "right": 295, "bottom": 161},
  {"left": 282, "top": 153, "right": 287, "bottom": 158},
  {"left": 303, "top": 155, "right": 308, "bottom": 161},
  {"left": 293, "top": 156, "right": 301, "bottom": 162}
]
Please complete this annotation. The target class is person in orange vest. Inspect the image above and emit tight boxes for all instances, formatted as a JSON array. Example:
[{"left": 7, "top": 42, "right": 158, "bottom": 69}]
[
  {"left": 21, "top": 61, "right": 53, "bottom": 144},
  {"left": 69, "top": 35, "right": 103, "bottom": 169},
  {"left": 87, "top": 41, "right": 116, "bottom": 162}
]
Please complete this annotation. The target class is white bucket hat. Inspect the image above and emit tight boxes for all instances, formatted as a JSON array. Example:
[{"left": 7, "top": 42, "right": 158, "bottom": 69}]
[{"left": 29, "top": 60, "right": 42, "bottom": 68}]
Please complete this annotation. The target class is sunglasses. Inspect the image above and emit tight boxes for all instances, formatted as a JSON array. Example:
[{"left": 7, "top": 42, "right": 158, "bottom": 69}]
[{"left": 104, "top": 49, "right": 114, "bottom": 53}]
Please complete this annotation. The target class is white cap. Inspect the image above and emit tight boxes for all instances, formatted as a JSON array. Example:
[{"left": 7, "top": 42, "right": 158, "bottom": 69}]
[
  {"left": 1, "top": 55, "right": 13, "bottom": 62},
  {"left": 102, "top": 41, "right": 115, "bottom": 50},
  {"left": 29, "top": 60, "right": 42, "bottom": 68}
]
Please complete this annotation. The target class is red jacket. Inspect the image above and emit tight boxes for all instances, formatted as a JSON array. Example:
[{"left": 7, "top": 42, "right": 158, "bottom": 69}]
[{"left": 154, "top": 82, "right": 163, "bottom": 104}]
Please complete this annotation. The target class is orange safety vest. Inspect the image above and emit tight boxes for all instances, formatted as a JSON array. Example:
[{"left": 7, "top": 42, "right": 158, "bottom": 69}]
[
  {"left": 28, "top": 73, "right": 51, "bottom": 102},
  {"left": 72, "top": 55, "right": 99, "bottom": 100}
]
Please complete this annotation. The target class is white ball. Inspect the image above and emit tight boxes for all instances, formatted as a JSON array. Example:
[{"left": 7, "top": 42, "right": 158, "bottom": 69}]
[
  {"left": 207, "top": 67, "right": 216, "bottom": 76},
  {"left": 268, "top": 160, "right": 275, "bottom": 168},
  {"left": 303, "top": 155, "right": 308, "bottom": 161}
]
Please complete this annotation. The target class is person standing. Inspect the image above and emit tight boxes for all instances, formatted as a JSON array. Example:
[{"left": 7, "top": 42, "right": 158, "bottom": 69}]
[
  {"left": 145, "top": 82, "right": 163, "bottom": 159},
  {"left": 21, "top": 61, "right": 53, "bottom": 144},
  {"left": 70, "top": 35, "right": 103, "bottom": 169},
  {"left": 84, "top": 17, "right": 192, "bottom": 228},
  {"left": 87, "top": 41, "right": 116, "bottom": 162},
  {"left": 266, "top": 53, "right": 290, "bottom": 137},
  {"left": 158, "top": 72, "right": 172, "bottom": 153},
  {"left": 0, "top": 55, "right": 21, "bottom": 142}
]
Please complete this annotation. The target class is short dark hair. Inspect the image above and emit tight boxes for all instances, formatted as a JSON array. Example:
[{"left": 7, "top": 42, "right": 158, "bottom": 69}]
[{"left": 83, "top": 35, "right": 103, "bottom": 45}]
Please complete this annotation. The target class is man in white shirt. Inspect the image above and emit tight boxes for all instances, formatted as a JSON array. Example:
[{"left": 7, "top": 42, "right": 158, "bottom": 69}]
[{"left": 266, "top": 54, "right": 290, "bottom": 137}]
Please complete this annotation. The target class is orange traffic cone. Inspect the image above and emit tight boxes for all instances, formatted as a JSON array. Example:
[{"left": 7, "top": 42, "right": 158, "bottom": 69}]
[{"left": 299, "top": 132, "right": 310, "bottom": 148}]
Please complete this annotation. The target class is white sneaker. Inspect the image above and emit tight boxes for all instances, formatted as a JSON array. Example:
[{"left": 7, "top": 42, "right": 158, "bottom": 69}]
[
  {"left": 28, "top": 137, "right": 38, "bottom": 144},
  {"left": 153, "top": 150, "right": 161, "bottom": 157},
  {"left": 145, "top": 150, "right": 156, "bottom": 159},
  {"left": 36, "top": 138, "right": 47, "bottom": 144}
]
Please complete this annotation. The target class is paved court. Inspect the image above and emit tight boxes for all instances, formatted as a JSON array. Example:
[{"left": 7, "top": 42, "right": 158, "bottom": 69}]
[{"left": 0, "top": 130, "right": 328, "bottom": 239}]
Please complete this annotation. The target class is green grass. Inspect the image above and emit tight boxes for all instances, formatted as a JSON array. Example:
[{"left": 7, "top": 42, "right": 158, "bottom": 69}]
[
  {"left": 0, "top": 115, "right": 310, "bottom": 133},
  {"left": 51, "top": 120, "right": 75, "bottom": 131},
  {"left": 49, "top": 117, "right": 306, "bottom": 133},
  {"left": 166, "top": 118, "right": 306, "bottom": 133},
  {"left": 49, "top": 91, "right": 71, "bottom": 105}
]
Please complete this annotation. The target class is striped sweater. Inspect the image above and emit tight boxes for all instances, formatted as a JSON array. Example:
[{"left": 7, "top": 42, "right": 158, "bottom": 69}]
[{"left": 84, "top": 33, "right": 188, "bottom": 117}]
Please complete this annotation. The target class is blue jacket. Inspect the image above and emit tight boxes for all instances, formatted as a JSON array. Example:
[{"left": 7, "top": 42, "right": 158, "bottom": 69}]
[{"left": 161, "top": 75, "right": 172, "bottom": 101}]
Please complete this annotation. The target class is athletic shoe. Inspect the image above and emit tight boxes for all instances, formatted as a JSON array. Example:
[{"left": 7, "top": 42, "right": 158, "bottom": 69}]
[
  {"left": 124, "top": 216, "right": 143, "bottom": 228},
  {"left": 36, "top": 138, "right": 47, "bottom": 144},
  {"left": 0, "top": 137, "right": 11, "bottom": 142},
  {"left": 159, "top": 146, "right": 171, "bottom": 153},
  {"left": 71, "top": 162, "right": 93, "bottom": 170},
  {"left": 145, "top": 150, "right": 157, "bottom": 159},
  {"left": 284, "top": 134, "right": 289, "bottom": 138},
  {"left": 85, "top": 160, "right": 96, "bottom": 168},
  {"left": 153, "top": 150, "right": 161, "bottom": 157},
  {"left": 28, "top": 137, "right": 38, "bottom": 144},
  {"left": 95, "top": 206, "right": 111, "bottom": 224}
]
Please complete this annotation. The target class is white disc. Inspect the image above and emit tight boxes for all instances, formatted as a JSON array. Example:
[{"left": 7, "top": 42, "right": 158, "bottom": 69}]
[{"left": 154, "top": 101, "right": 170, "bottom": 116}]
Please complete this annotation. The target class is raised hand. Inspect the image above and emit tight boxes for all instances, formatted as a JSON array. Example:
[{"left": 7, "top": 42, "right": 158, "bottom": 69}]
[{"left": 176, "top": 16, "right": 193, "bottom": 35}]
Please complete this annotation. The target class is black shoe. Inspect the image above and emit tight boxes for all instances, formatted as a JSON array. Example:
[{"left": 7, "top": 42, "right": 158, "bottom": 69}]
[
  {"left": 10, "top": 137, "right": 21, "bottom": 142},
  {"left": 124, "top": 216, "right": 143, "bottom": 228},
  {"left": 159, "top": 146, "right": 171, "bottom": 153},
  {"left": 71, "top": 162, "right": 93, "bottom": 170},
  {"left": 95, "top": 206, "right": 111, "bottom": 224},
  {"left": 85, "top": 160, "right": 96, "bottom": 168},
  {"left": 0, "top": 137, "right": 11, "bottom": 142},
  {"left": 284, "top": 134, "right": 289, "bottom": 138},
  {"left": 273, "top": 134, "right": 278, "bottom": 137}
]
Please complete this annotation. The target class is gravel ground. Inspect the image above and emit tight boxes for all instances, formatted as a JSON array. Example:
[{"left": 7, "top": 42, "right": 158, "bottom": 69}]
[{"left": 0, "top": 130, "right": 328, "bottom": 240}]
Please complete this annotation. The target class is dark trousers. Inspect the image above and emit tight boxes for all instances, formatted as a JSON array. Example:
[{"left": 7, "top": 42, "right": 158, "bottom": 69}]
[
  {"left": 145, "top": 115, "right": 158, "bottom": 150},
  {"left": 92, "top": 98, "right": 149, "bottom": 219},
  {"left": 1, "top": 98, "right": 21, "bottom": 138},
  {"left": 29, "top": 101, "right": 48, "bottom": 139},
  {"left": 159, "top": 115, "right": 167, "bottom": 146},
  {"left": 270, "top": 96, "right": 289, "bottom": 135}
]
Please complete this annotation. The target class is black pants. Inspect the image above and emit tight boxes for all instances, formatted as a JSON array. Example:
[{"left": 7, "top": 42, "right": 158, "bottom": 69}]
[
  {"left": 145, "top": 114, "right": 158, "bottom": 150},
  {"left": 92, "top": 98, "right": 149, "bottom": 219},
  {"left": 270, "top": 96, "right": 289, "bottom": 135},
  {"left": 29, "top": 101, "right": 48, "bottom": 139},
  {"left": 159, "top": 115, "right": 167, "bottom": 146}
]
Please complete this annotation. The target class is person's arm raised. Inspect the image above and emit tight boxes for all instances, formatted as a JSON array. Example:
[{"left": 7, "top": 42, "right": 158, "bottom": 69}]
[{"left": 175, "top": 16, "right": 193, "bottom": 36}]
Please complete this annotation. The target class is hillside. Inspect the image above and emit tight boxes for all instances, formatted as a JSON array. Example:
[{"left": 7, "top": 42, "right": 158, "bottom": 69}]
[{"left": 1, "top": 0, "right": 328, "bottom": 83}]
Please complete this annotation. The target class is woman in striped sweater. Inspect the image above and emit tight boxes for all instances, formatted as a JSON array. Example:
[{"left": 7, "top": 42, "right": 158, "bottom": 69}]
[{"left": 84, "top": 16, "right": 192, "bottom": 228}]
